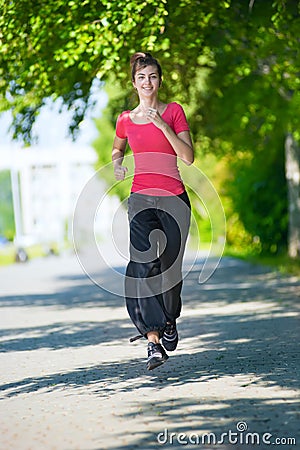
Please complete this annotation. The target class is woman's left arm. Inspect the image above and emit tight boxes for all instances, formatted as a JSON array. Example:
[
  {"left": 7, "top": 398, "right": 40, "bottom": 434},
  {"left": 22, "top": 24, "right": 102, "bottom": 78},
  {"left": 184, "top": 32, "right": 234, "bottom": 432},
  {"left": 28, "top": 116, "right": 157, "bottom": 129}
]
[
  {"left": 148, "top": 109, "right": 194, "bottom": 165},
  {"left": 162, "top": 127, "right": 194, "bottom": 166}
]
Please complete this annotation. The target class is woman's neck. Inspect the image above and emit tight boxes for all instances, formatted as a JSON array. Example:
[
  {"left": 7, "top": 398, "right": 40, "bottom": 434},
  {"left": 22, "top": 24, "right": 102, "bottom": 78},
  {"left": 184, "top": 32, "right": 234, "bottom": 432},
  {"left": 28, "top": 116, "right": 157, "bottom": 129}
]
[{"left": 138, "top": 99, "right": 162, "bottom": 113}]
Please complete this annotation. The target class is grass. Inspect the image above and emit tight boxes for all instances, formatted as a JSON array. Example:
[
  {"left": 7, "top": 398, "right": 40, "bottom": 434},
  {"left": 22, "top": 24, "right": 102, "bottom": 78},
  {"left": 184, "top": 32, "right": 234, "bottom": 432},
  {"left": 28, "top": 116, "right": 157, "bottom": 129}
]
[
  {"left": 224, "top": 246, "right": 300, "bottom": 277},
  {"left": 249, "top": 253, "right": 300, "bottom": 277},
  {"left": 0, "top": 243, "right": 61, "bottom": 266},
  {"left": 0, "top": 245, "right": 16, "bottom": 266}
]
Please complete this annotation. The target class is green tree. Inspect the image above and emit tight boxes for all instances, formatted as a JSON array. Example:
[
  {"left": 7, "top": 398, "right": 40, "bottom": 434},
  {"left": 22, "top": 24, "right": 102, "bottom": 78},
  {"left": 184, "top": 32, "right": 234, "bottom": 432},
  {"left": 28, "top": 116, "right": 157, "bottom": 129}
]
[
  {"left": 1, "top": 0, "right": 299, "bottom": 254},
  {"left": 0, "top": 0, "right": 168, "bottom": 143},
  {"left": 197, "top": 1, "right": 300, "bottom": 254},
  {"left": 0, "top": 171, "right": 15, "bottom": 239},
  {"left": 5, "top": 1, "right": 297, "bottom": 141}
]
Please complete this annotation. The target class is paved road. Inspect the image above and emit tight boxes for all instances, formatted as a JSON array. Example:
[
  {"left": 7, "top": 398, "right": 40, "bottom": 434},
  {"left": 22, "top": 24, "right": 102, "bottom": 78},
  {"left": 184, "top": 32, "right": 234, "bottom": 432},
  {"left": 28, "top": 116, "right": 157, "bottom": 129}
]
[{"left": 0, "top": 251, "right": 299, "bottom": 450}]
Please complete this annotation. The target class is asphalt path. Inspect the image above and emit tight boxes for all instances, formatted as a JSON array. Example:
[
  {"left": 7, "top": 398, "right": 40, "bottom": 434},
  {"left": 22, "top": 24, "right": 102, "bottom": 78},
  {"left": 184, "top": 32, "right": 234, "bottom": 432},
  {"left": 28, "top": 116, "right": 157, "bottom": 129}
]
[{"left": 0, "top": 251, "right": 299, "bottom": 450}]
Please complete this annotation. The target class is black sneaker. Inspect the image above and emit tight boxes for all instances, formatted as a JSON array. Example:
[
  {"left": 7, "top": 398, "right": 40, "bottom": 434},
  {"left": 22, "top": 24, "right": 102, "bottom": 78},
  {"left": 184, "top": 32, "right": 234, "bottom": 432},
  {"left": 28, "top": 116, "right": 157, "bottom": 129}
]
[
  {"left": 162, "top": 321, "right": 178, "bottom": 351},
  {"left": 147, "top": 342, "right": 169, "bottom": 370}
]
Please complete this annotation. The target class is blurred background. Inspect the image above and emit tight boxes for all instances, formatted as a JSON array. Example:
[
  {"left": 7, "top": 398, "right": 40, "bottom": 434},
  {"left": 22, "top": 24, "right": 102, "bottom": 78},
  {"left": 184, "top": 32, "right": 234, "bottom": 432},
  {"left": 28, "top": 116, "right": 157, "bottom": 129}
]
[
  {"left": 0, "top": 0, "right": 299, "bottom": 273},
  {"left": 0, "top": 83, "right": 122, "bottom": 265}
]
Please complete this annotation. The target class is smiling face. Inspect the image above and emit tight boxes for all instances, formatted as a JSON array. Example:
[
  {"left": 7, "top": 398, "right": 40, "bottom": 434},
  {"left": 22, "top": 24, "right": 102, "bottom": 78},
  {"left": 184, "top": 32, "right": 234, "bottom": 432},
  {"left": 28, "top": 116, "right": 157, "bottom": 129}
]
[{"left": 133, "top": 65, "right": 161, "bottom": 99}]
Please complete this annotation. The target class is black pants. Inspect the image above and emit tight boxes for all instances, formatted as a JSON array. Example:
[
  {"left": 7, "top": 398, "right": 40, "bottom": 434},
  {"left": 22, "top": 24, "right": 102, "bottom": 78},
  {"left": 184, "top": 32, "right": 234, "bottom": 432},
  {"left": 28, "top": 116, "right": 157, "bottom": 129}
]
[{"left": 125, "top": 191, "right": 191, "bottom": 338}]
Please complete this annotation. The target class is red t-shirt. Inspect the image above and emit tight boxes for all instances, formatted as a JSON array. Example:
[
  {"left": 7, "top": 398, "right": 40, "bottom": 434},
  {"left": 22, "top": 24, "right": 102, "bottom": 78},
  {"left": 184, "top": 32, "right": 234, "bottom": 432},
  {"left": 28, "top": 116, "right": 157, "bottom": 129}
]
[{"left": 116, "top": 102, "right": 189, "bottom": 196}]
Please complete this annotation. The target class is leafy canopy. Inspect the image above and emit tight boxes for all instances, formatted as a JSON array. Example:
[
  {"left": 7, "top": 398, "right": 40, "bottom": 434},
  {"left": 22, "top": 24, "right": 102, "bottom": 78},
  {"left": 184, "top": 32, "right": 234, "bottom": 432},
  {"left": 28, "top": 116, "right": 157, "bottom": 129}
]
[
  {"left": 0, "top": 0, "right": 299, "bottom": 146},
  {"left": 0, "top": 0, "right": 300, "bottom": 142},
  {"left": 0, "top": 0, "right": 168, "bottom": 142},
  {"left": 1, "top": 0, "right": 299, "bottom": 254}
]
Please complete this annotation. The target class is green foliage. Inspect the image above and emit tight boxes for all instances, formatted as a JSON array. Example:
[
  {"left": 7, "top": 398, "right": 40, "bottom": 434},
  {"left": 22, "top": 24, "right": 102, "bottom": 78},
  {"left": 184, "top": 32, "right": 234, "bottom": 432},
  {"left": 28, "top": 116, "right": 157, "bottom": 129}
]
[
  {"left": 0, "top": 171, "right": 15, "bottom": 239},
  {"left": 1, "top": 0, "right": 299, "bottom": 143},
  {"left": 195, "top": 1, "right": 299, "bottom": 255},
  {"left": 180, "top": 155, "right": 227, "bottom": 245},
  {"left": 225, "top": 147, "right": 288, "bottom": 254},
  {"left": 0, "top": 0, "right": 168, "bottom": 143},
  {"left": 1, "top": 0, "right": 299, "bottom": 255}
]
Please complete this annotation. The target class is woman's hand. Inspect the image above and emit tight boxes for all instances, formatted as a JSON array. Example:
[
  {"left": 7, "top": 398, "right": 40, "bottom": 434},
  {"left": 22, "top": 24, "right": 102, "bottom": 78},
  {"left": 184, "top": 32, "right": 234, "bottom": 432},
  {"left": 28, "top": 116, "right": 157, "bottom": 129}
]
[
  {"left": 146, "top": 108, "right": 165, "bottom": 130},
  {"left": 112, "top": 137, "right": 128, "bottom": 180},
  {"left": 146, "top": 108, "right": 194, "bottom": 165},
  {"left": 113, "top": 163, "right": 128, "bottom": 181}
]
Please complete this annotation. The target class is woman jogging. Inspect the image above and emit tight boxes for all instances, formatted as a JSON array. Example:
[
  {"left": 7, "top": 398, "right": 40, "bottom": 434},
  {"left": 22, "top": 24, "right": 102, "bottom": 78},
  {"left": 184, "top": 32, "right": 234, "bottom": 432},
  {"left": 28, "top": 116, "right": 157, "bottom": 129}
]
[{"left": 112, "top": 52, "right": 194, "bottom": 370}]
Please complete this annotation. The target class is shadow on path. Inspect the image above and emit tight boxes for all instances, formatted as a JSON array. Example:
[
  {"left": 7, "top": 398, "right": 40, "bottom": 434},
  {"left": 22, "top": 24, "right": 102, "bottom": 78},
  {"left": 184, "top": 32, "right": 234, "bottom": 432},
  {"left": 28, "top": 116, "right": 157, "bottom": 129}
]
[
  {"left": 0, "top": 256, "right": 299, "bottom": 449},
  {"left": 1, "top": 348, "right": 298, "bottom": 449}
]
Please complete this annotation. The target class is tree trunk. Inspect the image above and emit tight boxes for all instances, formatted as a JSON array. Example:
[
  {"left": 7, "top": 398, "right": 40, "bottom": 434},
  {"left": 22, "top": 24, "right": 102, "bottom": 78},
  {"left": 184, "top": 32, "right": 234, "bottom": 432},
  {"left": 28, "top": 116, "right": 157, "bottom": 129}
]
[{"left": 285, "top": 134, "right": 300, "bottom": 258}]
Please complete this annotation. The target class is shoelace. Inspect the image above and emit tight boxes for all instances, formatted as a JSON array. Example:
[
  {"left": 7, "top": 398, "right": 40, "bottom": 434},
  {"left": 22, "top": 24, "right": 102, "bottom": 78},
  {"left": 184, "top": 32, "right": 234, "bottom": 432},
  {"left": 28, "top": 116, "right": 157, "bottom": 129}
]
[
  {"left": 147, "top": 343, "right": 163, "bottom": 357},
  {"left": 129, "top": 334, "right": 143, "bottom": 342}
]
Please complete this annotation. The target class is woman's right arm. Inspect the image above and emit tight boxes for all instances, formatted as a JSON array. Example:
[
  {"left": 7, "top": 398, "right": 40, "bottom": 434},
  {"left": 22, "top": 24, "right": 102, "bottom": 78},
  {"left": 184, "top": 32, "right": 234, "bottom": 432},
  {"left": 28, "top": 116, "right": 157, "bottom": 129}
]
[{"left": 112, "top": 135, "right": 128, "bottom": 180}]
